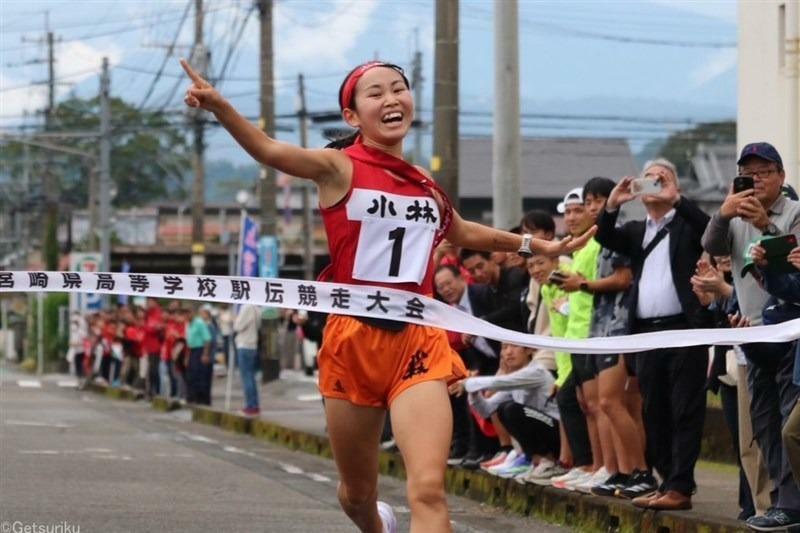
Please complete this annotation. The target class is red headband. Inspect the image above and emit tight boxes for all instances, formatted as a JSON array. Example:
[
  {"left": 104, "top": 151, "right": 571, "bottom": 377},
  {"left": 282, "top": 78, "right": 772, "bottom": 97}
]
[{"left": 339, "top": 61, "right": 385, "bottom": 111}]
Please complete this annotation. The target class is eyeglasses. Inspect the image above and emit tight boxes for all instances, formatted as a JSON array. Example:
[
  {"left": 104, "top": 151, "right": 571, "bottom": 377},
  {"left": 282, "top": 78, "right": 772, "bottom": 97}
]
[{"left": 741, "top": 168, "right": 779, "bottom": 179}]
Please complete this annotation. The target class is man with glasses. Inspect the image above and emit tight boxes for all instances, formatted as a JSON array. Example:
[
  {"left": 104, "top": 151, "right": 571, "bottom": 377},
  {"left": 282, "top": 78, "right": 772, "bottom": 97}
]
[{"left": 703, "top": 142, "right": 800, "bottom": 531}]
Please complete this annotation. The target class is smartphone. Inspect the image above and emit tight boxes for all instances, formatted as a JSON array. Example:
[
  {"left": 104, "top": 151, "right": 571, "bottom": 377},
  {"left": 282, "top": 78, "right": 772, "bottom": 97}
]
[
  {"left": 631, "top": 177, "right": 662, "bottom": 196},
  {"left": 760, "top": 234, "right": 798, "bottom": 274},
  {"left": 733, "top": 175, "right": 755, "bottom": 194},
  {"left": 548, "top": 270, "right": 566, "bottom": 285}
]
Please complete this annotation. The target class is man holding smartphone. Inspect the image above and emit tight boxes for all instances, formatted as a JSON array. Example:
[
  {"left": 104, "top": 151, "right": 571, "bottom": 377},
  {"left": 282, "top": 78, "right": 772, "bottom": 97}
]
[
  {"left": 703, "top": 142, "right": 800, "bottom": 531},
  {"left": 596, "top": 158, "right": 712, "bottom": 511}
]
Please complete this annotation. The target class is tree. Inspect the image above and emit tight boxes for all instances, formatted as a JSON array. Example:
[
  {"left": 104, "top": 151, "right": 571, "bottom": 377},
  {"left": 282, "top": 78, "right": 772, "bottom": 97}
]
[
  {"left": 0, "top": 96, "right": 191, "bottom": 210},
  {"left": 658, "top": 121, "right": 735, "bottom": 177}
]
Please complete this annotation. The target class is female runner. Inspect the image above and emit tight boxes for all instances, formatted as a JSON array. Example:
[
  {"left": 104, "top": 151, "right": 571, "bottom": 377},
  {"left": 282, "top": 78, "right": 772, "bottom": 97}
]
[{"left": 181, "top": 58, "right": 595, "bottom": 533}]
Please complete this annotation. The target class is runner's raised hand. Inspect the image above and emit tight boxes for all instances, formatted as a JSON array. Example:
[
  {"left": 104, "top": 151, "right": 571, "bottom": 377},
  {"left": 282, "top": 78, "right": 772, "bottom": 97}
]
[
  {"left": 536, "top": 225, "right": 598, "bottom": 257},
  {"left": 180, "top": 58, "right": 224, "bottom": 113}
]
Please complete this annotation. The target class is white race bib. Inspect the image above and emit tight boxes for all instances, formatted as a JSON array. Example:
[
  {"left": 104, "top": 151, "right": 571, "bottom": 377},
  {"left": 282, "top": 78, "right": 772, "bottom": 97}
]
[
  {"left": 352, "top": 217, "right": 436, "bottom": 284},
  {"left": 347, "top": 188, "right": 440, "bottom": 285}
]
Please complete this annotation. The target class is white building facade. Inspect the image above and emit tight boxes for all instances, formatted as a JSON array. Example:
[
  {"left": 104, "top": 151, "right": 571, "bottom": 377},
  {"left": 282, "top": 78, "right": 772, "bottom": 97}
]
[{"left": 738, "top": 0, "right": 799, "bottom": 187}]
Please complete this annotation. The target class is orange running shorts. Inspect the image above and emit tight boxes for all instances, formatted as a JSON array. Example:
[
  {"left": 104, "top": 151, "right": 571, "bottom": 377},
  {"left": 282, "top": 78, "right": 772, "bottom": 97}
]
[{"left": 318, "top": 314, "right": 467, "bottom": 408}]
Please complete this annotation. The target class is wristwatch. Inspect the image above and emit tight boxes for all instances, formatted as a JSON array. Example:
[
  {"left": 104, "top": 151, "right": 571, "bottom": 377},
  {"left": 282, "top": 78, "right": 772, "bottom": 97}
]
[
  {"left": 517, "top": 233, "right": 533, "bottom": 257},
  {"left": 763, "top": 223, "right": 780, "bottom": 236},
  {"left": 579, "top": 281, "right": 591, "bottom": 293}
]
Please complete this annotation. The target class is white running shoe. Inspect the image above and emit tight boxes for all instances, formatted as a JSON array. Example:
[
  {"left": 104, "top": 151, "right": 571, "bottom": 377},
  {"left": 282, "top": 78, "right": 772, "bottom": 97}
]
[
  {"left": 526, "top": 460, "right": 569, "bottom": 486},
  {"left": 377, "top": 501, "right": 396, "bottom": 533},
  {"left": 575, "top": 467, "right": 610, "bottom": 494},
  {"left": 486, "top": 449, "right": 519, "bottom": 475},
  {"left": 562, "top": 469, "right": 595, "bottom": 492},
  {"left": 551, "top": 467, "right": 589, "bottom": 490}
]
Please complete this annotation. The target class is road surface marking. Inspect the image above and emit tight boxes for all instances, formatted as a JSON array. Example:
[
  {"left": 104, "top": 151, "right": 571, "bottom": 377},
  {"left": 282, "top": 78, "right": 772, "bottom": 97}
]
[
  {"left": 280, "top": 463, "right": 304, "bottom": 475},
  {"left": 5, "top": 420, "right": 72, "bottom": 429}
]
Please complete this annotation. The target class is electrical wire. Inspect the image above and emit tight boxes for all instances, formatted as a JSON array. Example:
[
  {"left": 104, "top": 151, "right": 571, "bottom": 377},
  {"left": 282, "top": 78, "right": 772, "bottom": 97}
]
[
  {"left": 0, "top": 4, "right": 237, "bottom": 54},
  {"left": 137, "top": 0, "right": 193, "bottom": 111}
]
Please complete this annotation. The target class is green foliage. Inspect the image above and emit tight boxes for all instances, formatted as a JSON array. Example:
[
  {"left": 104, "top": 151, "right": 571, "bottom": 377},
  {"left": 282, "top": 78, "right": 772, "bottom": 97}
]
[
  {"left": 25, "top": 293, "right": 69, "bottom": 365},
  {"left": 44, "top": 293, "right": 69, "bottom": 360},
  {"left": 0, "top": 96, "right": 191, "bottom": 209},
  {"left": 657, "top": 120, "right": 736, "bottom": 177}
]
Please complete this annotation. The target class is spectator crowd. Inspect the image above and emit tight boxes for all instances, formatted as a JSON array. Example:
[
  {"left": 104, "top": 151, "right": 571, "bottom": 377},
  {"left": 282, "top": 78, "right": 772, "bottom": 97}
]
[{"left": 67, "top": 141, "right": 800, "bottom": 531}]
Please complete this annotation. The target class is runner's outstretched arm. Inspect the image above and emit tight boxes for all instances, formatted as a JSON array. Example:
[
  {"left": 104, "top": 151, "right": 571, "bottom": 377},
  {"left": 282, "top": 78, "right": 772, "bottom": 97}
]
[
  {"left": 180, "top": 59, "right": 349, "bottom": 186},
  {"left": 446, "top": 209, "right": 597, "bottom": 258}
]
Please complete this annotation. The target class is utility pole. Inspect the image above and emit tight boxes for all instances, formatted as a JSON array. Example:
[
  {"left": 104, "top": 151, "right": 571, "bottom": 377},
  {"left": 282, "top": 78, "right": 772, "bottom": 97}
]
[
  {"left": 297, "top": 73, "right": 314, "bottom": 282},
  {"left": 42, "top": 29, "right": 59, "bottom": 270},
  {"left": 432, "top": 0, "right": 459, "bottom": 209},
  {"left": 492, "top": 0, "right": 522, "bottom": 230},
  {"left": 87, "top": 167, "right": 99, "bottom": 250},
  {"left": 411, "top": 30, "right": 424, "bottom": 165},
  {"left": 258, "top": 0, "right": 280, "bottom": 383},
  {"left": 190, "top": 0, "right": 208, "bottom": 274},
  {"left": 785, "top": 0, "right": 799, "bottom": 188},
  {"left": 99, "top": 57, "right": 112, "bottom": 272}
]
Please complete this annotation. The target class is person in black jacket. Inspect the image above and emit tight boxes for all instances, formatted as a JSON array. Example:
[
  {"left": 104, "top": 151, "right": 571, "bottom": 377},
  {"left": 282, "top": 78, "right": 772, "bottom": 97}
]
[
  {"left": 595, "top": 158, "right": 712, "bottom": 510},
  {"left": 459, "top": 248, "right": 529, "bottom": 342}
]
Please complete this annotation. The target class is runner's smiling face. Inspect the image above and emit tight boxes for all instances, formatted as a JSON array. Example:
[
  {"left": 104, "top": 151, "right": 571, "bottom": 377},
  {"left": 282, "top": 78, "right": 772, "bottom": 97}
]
[{"left": 342, "top": 67, "right": 413, "bottom": 146}]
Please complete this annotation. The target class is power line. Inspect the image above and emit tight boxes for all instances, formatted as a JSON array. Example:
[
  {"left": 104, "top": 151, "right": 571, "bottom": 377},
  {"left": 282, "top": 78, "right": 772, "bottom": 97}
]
[
  {"left": 211, "top": 4, "right": 256, "bottom": 87},
  {"left": 137, "top": 0, "right": 193, "bottom": 111},
  {"left": 462, "top": 7, "right": 735, "bottom": 48},
  {"left": 0, "top": 66, "right": 99, "bottom": 93},
  {"left": 0, "top": 4, "right": 237, "bottom": 54},
  {"left": 1, "top": 5, "right": 201, "bottom": 34}
]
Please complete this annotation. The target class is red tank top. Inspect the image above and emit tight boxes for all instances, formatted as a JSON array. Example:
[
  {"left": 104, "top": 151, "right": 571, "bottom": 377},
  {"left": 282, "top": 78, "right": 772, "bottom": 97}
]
[{"left": 320, "top": 143, "right": 449, "bottom": 295}]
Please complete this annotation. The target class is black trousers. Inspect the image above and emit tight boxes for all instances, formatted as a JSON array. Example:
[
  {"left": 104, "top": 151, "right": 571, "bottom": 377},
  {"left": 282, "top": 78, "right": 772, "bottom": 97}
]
[
  {"left": 743, "top": 341, "right": 800, "bottom": 511},
  {"left": 556, "top": 373, "right": 592, "bottom": 467},
  {"left": 497, "top": 401, "right": 560, "bottom": 459},
  {"left": 635, "top": 341, "right": 707, "bottom": 495},
  {"left": 719, "top": 382, "right": 756, "bottom": 517},
  {"left": 450, "top": 393, "right": 471, "bottom": 454},
  {"left": 147, "top": 353, "right": 160, "bottom": 396},
  {"left": 187, "top": 348, "right": 213, "bottom": 405}
]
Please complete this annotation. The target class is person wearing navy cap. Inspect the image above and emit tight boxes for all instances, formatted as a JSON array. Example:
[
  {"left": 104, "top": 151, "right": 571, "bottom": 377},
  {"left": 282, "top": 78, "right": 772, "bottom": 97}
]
[{"left": 703, "top": 142, "right": 800, "bottom": 530}]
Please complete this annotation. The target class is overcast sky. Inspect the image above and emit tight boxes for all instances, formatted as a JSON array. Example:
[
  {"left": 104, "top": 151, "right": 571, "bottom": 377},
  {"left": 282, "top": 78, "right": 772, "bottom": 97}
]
[{"left": 0, "top": 0, "right": 738, "bottom": 164}]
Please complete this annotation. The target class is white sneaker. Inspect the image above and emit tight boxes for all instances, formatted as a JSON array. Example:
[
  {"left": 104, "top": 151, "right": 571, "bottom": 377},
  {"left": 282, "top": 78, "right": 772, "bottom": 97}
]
[
  {"left": 530, "top": 458, "right": 556, "bottom": 478},
  {"left": 551, "top": 467, "right": 589, "bottom": 490},
  {"left": 526, "top": 460, "right": 569, "bottom": 486},
  {"left": 513, "top": 464, "right": 535, "bottom": 485},
  {"left": 377, "top": 501, "right": 396, "bottom": 533},
  {"left": 575, "top": 467, "right": 610, "bottom": 494},
  {"left": 562, "top": 470, "right": 594, "bottom": 492},
  {"left": 486, "top": 449, "right": 518, "bottom": 475}
]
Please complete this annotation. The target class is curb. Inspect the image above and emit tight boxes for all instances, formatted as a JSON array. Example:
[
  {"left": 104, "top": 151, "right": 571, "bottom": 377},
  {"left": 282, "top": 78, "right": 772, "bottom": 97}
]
[{"left": 83, "top": 383, "right": 747, "bottom": 533}]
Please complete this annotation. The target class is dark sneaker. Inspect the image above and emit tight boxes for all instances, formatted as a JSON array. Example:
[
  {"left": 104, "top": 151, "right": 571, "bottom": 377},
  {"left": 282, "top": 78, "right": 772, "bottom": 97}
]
[
  {"left": 461, "top": 453, "right": 493, "bottom": 470},
  {"left": 618, "top": 470, "right": 658, "bottom": 499},
  {"left": 446, "top": 447, "right": 468, "bottom": 466},
  {"left": 591, "top": 472, "right": 630, "bottom": 497},
  {"left": 746, "top": 508, "right": 800, "bottom": 531}
]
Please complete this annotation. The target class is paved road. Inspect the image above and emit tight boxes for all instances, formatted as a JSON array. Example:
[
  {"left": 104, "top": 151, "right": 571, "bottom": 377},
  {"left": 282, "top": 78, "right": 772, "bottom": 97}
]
[{"left": 0, "top": 370, "right": 569, "bottom": 533}]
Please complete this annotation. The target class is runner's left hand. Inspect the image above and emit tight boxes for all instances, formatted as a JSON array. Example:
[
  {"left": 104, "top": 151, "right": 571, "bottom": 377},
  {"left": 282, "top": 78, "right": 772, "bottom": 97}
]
[{"left": 537, "top": 226, "right": 597, "bottom": 257}]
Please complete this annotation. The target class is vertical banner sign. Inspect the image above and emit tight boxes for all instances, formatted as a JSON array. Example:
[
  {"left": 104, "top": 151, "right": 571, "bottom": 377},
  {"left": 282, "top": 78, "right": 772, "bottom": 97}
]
[
  {"left": 69, "top": 253, "right": 102, "bottom": 315},
  {"left": 258, "top": 236, "right": 280, "bottom": 278},
  {"left": 239, "top": 216, "right": 260, "bottom": 278}
]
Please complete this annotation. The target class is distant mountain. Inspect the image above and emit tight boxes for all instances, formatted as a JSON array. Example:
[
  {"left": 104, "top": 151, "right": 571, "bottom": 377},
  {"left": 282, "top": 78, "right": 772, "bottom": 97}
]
[{"left": 202, "top": 160, "right": 260, "bottom": 204}]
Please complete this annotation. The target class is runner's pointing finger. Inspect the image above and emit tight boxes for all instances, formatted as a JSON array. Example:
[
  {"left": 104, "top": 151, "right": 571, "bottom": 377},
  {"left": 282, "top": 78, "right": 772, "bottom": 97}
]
[{"left": 180, "top": 58, "right": 207, "bottom": 87}]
